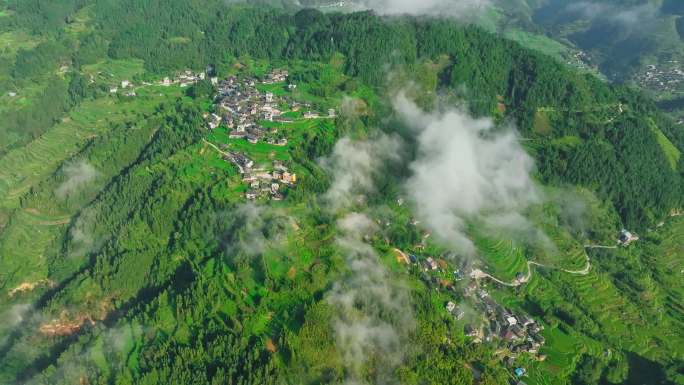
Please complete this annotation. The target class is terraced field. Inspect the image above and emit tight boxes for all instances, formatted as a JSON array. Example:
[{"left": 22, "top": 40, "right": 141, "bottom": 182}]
[
  {"left": 566, "top": 260, "right": 682, "bottom": 362},
  {"left": 82, "top": 59, "right": 145, "bottom": 84},
  {"left": 0, "top": 208, "right": 67, "bottom": 290},
  {"left": 647, "top": 216, "right": 684, "bottom": 337},
  {"left": 0, "top": 89, "right": 180, "bottom": 210},
  {"left": 0, "top": 88, "right": 183, "bottom": 300},
  {"left": 476, "top": 238, "right": 528, "bottom": 282}
]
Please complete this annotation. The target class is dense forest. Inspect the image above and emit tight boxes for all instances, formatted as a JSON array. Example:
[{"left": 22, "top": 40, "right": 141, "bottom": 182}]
[
  {"left": 2, "top": 0, "right": 682, "bottom": 227},
  {"left": 0, "top": 1, "right": 683, "bottom": 385}
]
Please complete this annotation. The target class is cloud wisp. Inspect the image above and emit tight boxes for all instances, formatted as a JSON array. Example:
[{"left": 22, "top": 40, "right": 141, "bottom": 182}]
[
  {"left": 327, "top": 213, "right": 413, "bottom": 384},
  {"left": 55, "top": 161, "right": 99, "bottom": 200},
  {"left": 321, "top": 135, "right": 414, "bottom": 384},
  {"left": 351, "top": 0, "right": 491, "bottom": 18},
  {"left": 394, "top": 92, "right": 541, "bottom": 256},
  {"left": 320, "top": 135, "right": 402, "bottom": 211},
  {"left": 564, "top": 1, "right": 661, "bottom": 32}
]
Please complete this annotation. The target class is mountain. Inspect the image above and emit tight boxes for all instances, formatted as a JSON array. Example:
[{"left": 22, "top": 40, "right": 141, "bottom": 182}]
[
  {"left": 0, "top": 1, "right": 682, "bottom": 385},
  {"left": 300, "top": 0, "right": 684, "bottom": 120}
]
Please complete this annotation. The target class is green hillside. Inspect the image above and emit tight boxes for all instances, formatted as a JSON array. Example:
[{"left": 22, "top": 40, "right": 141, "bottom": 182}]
[{"left": 0, "top": 2, "right": 682, "bottom": 385}]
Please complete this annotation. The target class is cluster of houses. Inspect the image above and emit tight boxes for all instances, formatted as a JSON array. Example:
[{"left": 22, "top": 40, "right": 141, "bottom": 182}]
[
  {"left": 402, "top": 251, "right": 547, "bottom": 366},
  {"left": 213, "top": 74, "right": 289, "bottom": 145},
  {"left": 634, "top": 62, "right": 683, "bottom": 94},
  {"left": 462, "top": 281, "right": 546, "bottom": 360},
  {"left": 159, "top": 69, "right": 211, "bottom": 88},
  {"left": 204, "top": 69, "right": 335, "bottom": 145},
  {"left": 565, "top": 50, "right": 595, "bottom": 72},
  {"left": 222, "top": 150, "right": 296, "bottom": 201},
  {"left": 109, "top": 79, "right": 137, "bottom": 97}
]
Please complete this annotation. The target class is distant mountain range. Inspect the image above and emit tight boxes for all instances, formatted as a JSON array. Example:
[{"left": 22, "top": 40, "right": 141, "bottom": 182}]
[{"left": 288, "top": 0, "right": 684, "bottom": 117}]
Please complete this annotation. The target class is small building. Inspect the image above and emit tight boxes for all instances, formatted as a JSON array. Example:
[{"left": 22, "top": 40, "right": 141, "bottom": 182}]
[
  {"left": 245, "top": 190, "right": 258, "bottom": 200},
  {"left": 109, "top": 87, "right": 118, "bottom": 93},
  {"left": 282, "top": 172, "right": 296, "bottom": 184},
  {"left": 520, "top": 315, "right": 535, "bottom": 327},
  {"left": 502, "top": 329, "right": 516, "bottom": 341},
  {"left": 328, "top": 108, "right": 336, "bottom": 117},
  {"left": 303, "top": 111, "right": 319, "bottom": 119},
  {"left": 531, "top": 333, "right": 545, "bottom": 345},
  {"left": 514, "top": 367, "right": 526, "bottom": 377},
  {"left": 490, "top": 320, "right": 501, "bottom": 335},
  {"left": 511, "top": 324, "right": 525, "bottom": 339},
  {"left": 446, "top": 301, "right": 456, "bottom": 313},
  {"left": 425, "top": 257, "right": 438, "bottom": 271},
  {"left": 506, "top": 316, "right": 518, "bottom": 326},
  {"left": 8, "top": 91, "right": 17, "bottom": 97},
  {"left": 515, "top": 272, "right": 525, "bottom": 283},
  {"left": 619, "top": 229, "right": 639, "bottom": 245},
  {"left": 276, "top": 138, "right": 288, "bottom": 146},
  {"left": 229, "top": 131, "right": 246, "bottom": 139},
  {"left": 121, "top": 80, "right": 130, "bottom": 88}
]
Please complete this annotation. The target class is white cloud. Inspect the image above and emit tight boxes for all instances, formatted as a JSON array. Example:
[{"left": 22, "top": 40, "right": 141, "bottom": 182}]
[
  {"left": 327, "top": 213, "right": 413, "bottom": 384},
  {"left": 395, "top": 92, "right": 541, "bottom": 256},
  {"left": 320, "top": 135, "right": 402, "bottom": 211},
  {"left": 565, "top": 1, "right": 661, "bottom": 31},
  {"left": 55, "top": 160, "right": 99, "bottom": 200},
  {"left": 352, "top": 0, "right": 491, "bottom": 17},
  {"left": 322, "top": 135, "right": 414, "bottom": 384}
]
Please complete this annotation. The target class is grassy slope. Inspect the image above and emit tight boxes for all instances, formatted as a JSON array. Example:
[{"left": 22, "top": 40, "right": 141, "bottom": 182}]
[{"left": 0, "top": 83, "right": 182, "bottom": 298}]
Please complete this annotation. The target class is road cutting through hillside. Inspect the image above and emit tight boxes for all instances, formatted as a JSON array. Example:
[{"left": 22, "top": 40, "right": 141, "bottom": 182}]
[{"left": 471, "top": 248, "right": 595, "bottom": 287}]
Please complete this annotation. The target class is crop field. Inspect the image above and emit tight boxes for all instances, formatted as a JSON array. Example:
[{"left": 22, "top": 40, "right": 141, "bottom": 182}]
[
  {"left": 645, "top": 216, "right": 684, "bottom": 336},
  {"left": 652, "top": 125, "right": 681, "bottom": 170},
  {"left": 0, "top": 91, "right": 178, "bottom": 210},
  {"left": 505, "top": 29, "right": 570, "bottom": 62},
  {"left": 0, "top": 208, "right": 66, "bottom": 288},
  {"left": 0, "top": 30, "right": 41, "bottom": 58},
  {"left": 0, "top": 87, "right": 183, "bottom": 302},
  {"left": 82, "top": 59, "right": 146, "bottom": 84},
  {"left": 475, "top": 237, "right": 528, "bottom": 282},
  {"left": 64, "top": 4, "right": 94, "bottom": 35}
]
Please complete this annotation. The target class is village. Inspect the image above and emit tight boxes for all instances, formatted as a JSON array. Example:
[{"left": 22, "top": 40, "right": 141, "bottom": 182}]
[
  {"left": 634, "top": 61, "right": 684, "bottom": 95},
  {"left": 394, "top": 249, "right": 546, "bottom": 382},
  {"left": 204, "top": 68, "right": 334, "bottom": 201},
  {"left": 103, "top": 66, "right": 336, "bottom": 202},
  {"left": 391, "top": 223, "right": 647, "bottom": 383}
]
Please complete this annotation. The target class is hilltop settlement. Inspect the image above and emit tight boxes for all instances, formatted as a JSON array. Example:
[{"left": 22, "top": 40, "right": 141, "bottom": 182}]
[{"left": 202, "top": 68, "right": 334, "bottom": 201}]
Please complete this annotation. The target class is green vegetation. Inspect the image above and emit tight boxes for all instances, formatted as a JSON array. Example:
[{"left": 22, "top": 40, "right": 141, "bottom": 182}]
[
  {"left": 651, "top": 121, "right": 682, "bottom": 170},
  {"left": 504, "top": 29, "right": 570, "bottom": 62},
  {"left": 0, "top": 2, "right": 682, "bottom": 385}
]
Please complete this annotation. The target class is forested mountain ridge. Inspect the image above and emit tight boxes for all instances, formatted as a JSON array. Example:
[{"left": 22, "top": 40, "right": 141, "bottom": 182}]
[
  {"left": 297, "top": 0, "right": 684, "bottom": 121},
  {"left": 2, "top": 0, "right": 682, "bottom": 227},
  {"left": 0, "top": 1, "right": 682, "bottom": 385}
]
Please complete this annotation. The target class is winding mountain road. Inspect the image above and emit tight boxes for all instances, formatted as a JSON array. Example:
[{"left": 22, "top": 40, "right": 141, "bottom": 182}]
[{"left": 470, "top": 246, "right": 596, "bottom": 287}]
